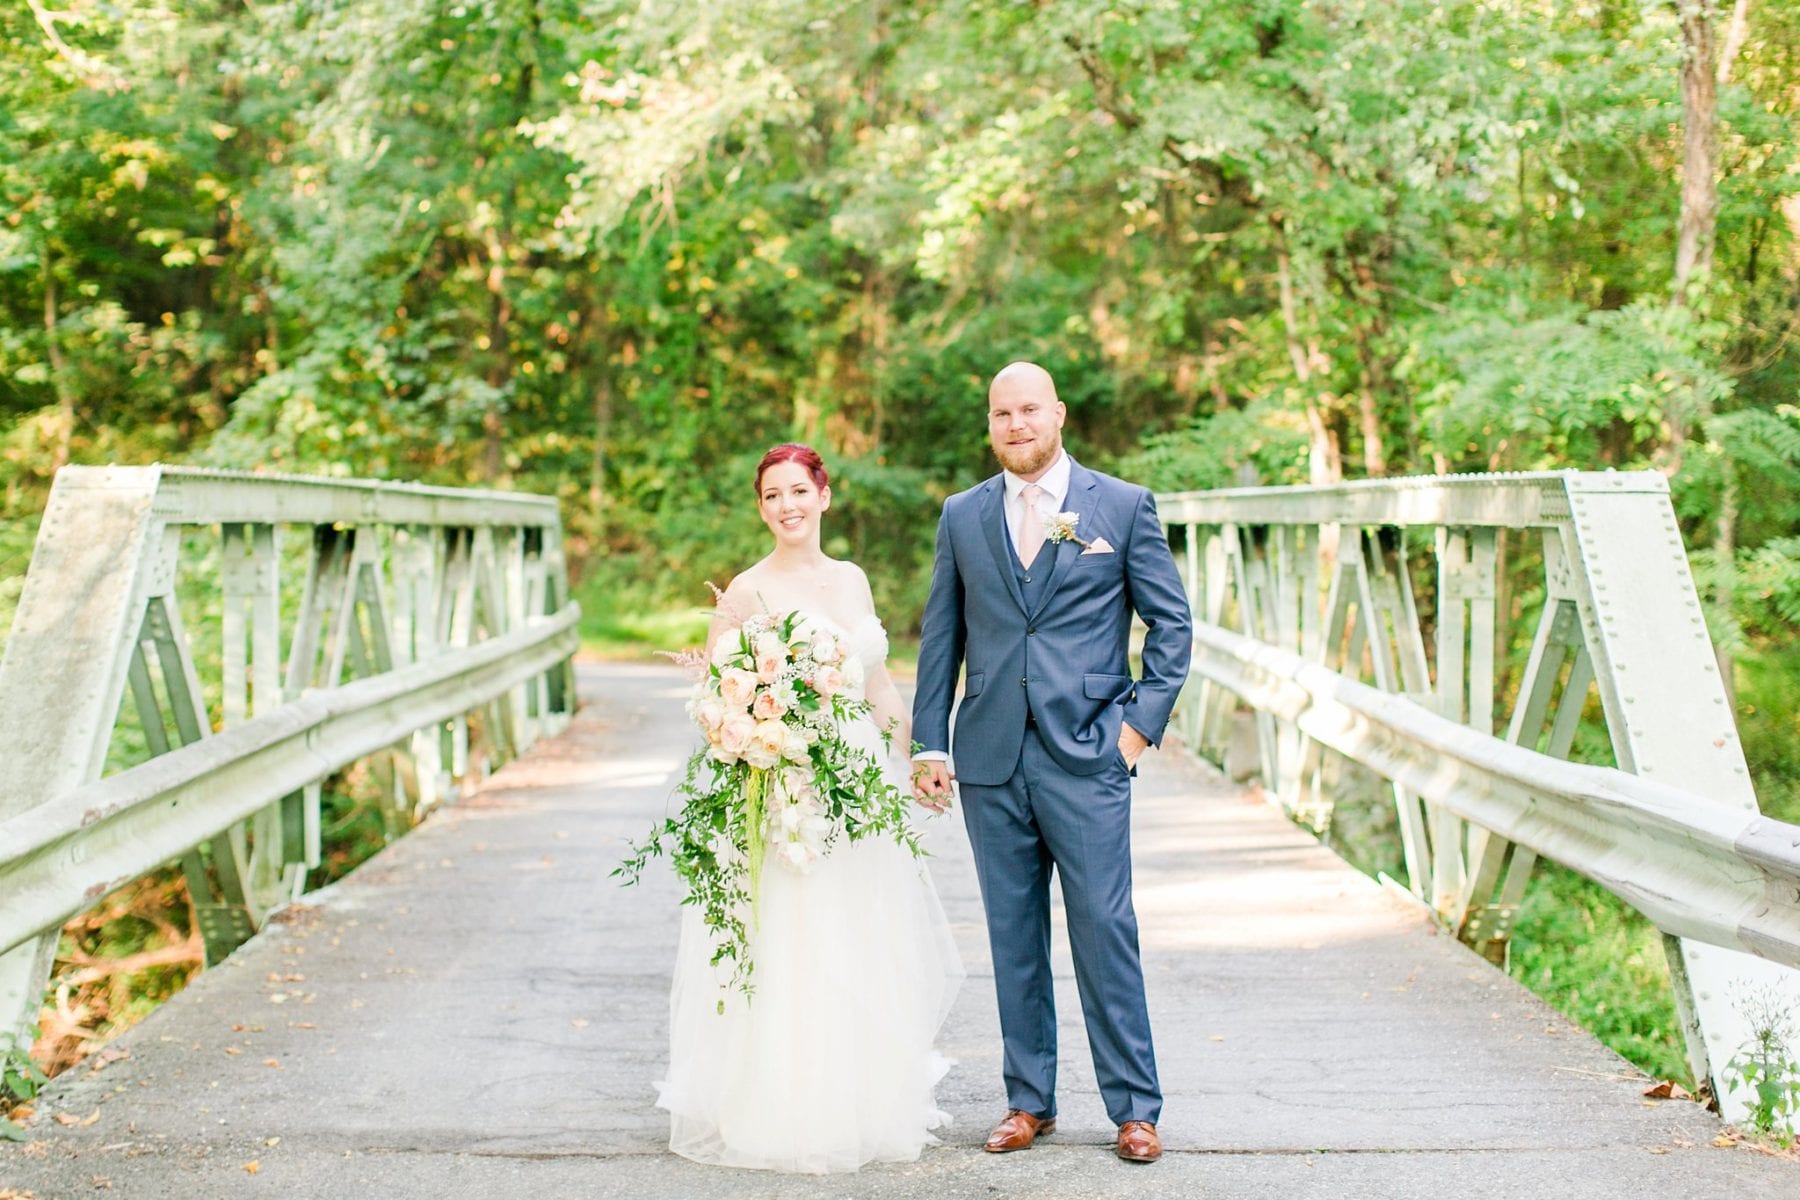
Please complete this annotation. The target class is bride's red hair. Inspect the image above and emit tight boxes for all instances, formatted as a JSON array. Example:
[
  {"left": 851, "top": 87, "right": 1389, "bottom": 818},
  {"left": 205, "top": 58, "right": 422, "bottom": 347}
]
[{"left": 755, "top": 443, "right": 829, "bottom": 493}]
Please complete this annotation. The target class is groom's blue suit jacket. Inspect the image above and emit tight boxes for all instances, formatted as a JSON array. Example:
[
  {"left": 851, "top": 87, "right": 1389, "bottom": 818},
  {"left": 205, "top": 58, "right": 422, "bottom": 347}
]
[{"left": 913, "top": 459, "right": 1194, "bottom": 788}]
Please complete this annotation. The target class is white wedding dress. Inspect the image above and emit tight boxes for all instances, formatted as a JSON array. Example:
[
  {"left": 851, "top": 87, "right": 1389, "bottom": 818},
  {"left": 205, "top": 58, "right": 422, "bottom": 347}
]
[{"left": 656, "top": 613, "right": 965, "bottom": 1173}]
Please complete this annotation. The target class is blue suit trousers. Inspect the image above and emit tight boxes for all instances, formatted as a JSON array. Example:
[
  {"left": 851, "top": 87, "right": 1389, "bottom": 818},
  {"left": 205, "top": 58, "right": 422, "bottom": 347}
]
[{"left": 959, "top": 729, "right": 1162, "bottom": 1126}]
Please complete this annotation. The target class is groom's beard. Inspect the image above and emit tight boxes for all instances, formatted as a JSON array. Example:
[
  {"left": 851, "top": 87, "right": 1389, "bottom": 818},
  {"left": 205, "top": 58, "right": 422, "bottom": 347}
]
[{"left": 992, "top": 437, "right": 1061, "bottom": 477}]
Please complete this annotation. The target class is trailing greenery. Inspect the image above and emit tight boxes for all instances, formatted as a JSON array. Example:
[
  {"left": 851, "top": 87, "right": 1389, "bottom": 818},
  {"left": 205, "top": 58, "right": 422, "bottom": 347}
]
[{"left": 2, "top": 0, "right": 1799, "bottom": 1092}]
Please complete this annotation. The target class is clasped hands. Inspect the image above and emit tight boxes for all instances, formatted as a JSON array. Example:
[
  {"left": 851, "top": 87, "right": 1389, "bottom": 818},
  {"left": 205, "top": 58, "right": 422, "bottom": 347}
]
[{"left": 911, "top": 723, "right": 1150, "bottom": 812}]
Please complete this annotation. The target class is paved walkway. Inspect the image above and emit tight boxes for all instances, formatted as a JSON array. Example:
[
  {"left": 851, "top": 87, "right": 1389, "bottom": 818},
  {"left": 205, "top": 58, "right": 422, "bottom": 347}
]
[{"left": 4, "top": 662, "right": 1796, "bottom": 1198}]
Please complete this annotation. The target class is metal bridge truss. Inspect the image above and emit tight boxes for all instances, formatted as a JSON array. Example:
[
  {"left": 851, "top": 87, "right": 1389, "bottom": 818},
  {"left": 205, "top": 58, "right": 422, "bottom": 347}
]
[
  {"left": 0, "top": 467, "right": 580, "bottom": 1043},
  {"left": 1158, "top": 470, "right": 1800, "bottom": 1118}
]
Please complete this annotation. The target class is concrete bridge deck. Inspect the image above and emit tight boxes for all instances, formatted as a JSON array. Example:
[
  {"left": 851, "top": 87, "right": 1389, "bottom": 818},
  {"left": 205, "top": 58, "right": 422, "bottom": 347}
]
[{"left": 3, "top": 662, "right": 1796, "bottom": 1198}]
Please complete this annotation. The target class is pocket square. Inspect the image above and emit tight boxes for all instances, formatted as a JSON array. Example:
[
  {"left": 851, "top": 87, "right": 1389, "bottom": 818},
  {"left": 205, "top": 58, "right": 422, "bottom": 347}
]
[{"left": 1081, "top": 537, "right": 1115, "bottom": 555}]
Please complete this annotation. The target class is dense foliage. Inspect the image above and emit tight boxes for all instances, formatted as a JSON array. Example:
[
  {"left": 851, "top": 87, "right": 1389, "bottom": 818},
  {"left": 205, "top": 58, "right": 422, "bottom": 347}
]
[{"left": 3, "top": 1, "right": 1798, "bottom": 1086}]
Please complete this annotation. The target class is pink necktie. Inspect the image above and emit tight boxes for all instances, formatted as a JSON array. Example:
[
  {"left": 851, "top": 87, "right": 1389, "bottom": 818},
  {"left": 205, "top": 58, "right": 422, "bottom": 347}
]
[{"left": 1019, "top": 483, "right": 1045, "bottom": 568}]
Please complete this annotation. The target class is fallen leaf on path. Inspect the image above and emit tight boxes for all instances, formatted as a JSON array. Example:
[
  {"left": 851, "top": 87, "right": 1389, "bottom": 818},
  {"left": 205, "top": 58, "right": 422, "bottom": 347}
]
[
  {"left": 1713, "top": 1133, "right": 1738, "bottom": 1148},
  {"left": 1642, "top": 1080, "right": 1691, "bottom": 1100},
  {"left": 243, "top": 1160, "right": 261, "bottom": 1175}
]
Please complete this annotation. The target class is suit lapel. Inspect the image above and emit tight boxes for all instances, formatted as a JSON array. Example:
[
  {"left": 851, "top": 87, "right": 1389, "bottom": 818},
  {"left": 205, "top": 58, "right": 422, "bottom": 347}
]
[
  {"left": 979, "top": 477, "right": 1029, "bottom": 615},
  {"left": 1031, "top": 460, "right": 1099, "bottom": 616}
]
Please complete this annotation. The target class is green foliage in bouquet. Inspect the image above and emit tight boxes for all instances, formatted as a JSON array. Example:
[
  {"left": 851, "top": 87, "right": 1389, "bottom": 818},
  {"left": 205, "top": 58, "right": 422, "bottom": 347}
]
[{"left": 615, "top": 611, "right": 922, "bottom": 1007}]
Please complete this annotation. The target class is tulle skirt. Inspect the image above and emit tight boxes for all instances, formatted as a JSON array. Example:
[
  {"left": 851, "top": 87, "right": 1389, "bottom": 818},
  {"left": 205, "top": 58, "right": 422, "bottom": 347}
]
[{"left": 655, "top": 749, "right": 964, "bottom": 1173}]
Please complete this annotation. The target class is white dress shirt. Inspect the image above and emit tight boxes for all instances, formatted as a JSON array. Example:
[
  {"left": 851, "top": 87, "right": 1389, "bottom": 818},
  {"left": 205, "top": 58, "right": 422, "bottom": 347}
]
[{"left": 1003, "top": 451, "right": 1071, "bottom": 562}]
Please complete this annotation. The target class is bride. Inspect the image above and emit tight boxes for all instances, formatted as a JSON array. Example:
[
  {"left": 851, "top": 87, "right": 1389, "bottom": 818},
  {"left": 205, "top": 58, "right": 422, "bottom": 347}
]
[{"left": 655, "top": 442, "right": 965, "bottom": 1173}]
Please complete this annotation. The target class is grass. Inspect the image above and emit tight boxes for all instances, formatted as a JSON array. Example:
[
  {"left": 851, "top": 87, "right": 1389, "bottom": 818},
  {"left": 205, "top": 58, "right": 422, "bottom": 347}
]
[{"left": 1507, "top": 864, "right": 1691, "bottom": 1085}]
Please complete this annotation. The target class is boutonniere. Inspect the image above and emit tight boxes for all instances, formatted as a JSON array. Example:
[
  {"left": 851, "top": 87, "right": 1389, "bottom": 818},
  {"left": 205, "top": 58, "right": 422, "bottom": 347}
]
[
  {"left": 1046, "top": 511, "right": 1115, "bottom": 555},
  {"left": 1044, "top": 511, "right": 1087, "bottom": 547},
  {"left": 1044, "top": 507, "right": 1080, "bottom": 543}
]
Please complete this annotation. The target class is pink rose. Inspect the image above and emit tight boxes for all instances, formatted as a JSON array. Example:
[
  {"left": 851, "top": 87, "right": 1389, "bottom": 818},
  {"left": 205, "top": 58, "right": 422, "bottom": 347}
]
[
  {"left": 811, "top": 665, "right": 844, "bottom": 699},
  {"left": 751, "top": 718, "right": 787, "bottom": 758},
  {"left": 752, "top": 690, "right": 788, "bottom": 721},
  {"left": 718, "top": 712, "right": 756, "bottom": 755},
  {"left": 755, "top": 650, "right": 784, "bottom": 683},
  {"left": 743, "top": 718, "right": 786, "bottom": 769},
  {"left": 718, "top": 668, "right": 758, "bottom": 711}
]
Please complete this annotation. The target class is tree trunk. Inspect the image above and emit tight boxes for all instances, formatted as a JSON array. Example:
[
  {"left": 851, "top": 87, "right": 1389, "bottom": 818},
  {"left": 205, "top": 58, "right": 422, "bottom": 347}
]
[
  {"left": 1717, "top": 0, "right": 1752, "bottom": 86},
  {"left": 1712, "top": 460, "right": 1738, "bottom": 709},
  {"left": 1272, "top": 218, "right": 1342, "bottom": 485},
  {"left": 42, "top": 253, "right": 73, "bottom": 473},
  {"left": 1674, "top": 2, "right": 1719, "bottom": 296},
  {"left": 590, "top": 350, "right": 614, "bottom": 526},
  {"left": 482, "top": 230, "right": 512, "bottom": 483},
  {"left": 478, "top": 0, "right": 542, "bottom": 484}
]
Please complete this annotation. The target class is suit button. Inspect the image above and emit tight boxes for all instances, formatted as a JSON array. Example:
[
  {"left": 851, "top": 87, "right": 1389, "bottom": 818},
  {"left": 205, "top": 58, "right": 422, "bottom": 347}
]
[
  {"left": 1027, "top": 628, "right": 1036, "bottom": 636},
  {"left": 1020, "top": 676, "right": 1028, "bottom": 687}
]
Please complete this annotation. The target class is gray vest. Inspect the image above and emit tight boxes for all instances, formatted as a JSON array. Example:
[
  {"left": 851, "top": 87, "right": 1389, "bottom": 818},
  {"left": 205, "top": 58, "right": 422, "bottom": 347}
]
[{"left": 1010, "top": 531, "right": 1053, "bottom": 723}]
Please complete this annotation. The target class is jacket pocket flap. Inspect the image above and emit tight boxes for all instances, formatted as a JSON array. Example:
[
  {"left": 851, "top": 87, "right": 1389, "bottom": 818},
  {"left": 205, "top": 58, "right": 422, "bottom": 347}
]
[
  {"left": 963, "top": 672, "right": 985, "bottom": 697},
  {"left": 1083, "top": 672, "right": 1133, "bottom": 701}
]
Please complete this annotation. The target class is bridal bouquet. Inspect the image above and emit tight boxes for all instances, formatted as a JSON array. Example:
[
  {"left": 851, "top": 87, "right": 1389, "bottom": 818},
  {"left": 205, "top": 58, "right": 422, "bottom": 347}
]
[{"left": 616, "top": 609, "right": 922, "bottom": 1005}]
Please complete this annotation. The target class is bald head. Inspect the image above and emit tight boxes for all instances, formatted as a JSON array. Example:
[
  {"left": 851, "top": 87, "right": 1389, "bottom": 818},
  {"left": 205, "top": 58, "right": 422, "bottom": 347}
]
[
  {"left": 986, "top": 361, "right": 1065, "bottom": 480},
  {"left": 989, "top": 361, "right": 1059, "bottom": 404}
]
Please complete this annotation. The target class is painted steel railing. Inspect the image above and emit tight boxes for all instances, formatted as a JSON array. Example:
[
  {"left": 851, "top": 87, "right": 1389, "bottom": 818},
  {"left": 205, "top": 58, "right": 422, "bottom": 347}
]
[
  {"left": 1156, "top": 470, "right": 1800, "bottom": 1117},
  {"left": 0, "top": 466, "right": 579, "bottom": 1041}
]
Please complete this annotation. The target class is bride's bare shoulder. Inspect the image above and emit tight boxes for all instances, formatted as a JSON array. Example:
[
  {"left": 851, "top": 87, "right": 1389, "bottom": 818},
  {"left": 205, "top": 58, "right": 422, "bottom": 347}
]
[
  {"left": 713, "top": 561, "right": 774, "bottom": 619},
  {"left": 832, "top": 558, "right": 878, "bottom": 615}
]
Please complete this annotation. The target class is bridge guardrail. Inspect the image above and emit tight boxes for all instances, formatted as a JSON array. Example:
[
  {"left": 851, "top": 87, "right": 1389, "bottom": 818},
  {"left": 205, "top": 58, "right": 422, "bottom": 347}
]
[
  {"left": 0, "top": 466, "right": 580, "bottom": 1043},
  {"left": 1156, "top": 469, "right": 1800, "bottom": 1119}
]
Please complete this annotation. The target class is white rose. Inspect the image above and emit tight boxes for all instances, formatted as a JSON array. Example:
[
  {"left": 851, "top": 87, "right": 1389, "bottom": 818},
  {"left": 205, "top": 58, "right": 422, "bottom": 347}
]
[
  {"left": 799, "top": 814, "right": 833, "bottom": 850},
  {"left": 781, "top": 727, "right": 810, "bottom": 763},
  {"left": 691, "top": 696, "right": 725, "bottom": 734},
  {"left": 710, "top": 635, "right": 745, "bottom": 668}
]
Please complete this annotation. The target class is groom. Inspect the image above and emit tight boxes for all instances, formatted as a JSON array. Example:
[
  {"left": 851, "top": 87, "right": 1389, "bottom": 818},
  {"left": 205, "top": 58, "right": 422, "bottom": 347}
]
[{"left": 912, "top": 362, "right": 1192, "bottom": 1164}]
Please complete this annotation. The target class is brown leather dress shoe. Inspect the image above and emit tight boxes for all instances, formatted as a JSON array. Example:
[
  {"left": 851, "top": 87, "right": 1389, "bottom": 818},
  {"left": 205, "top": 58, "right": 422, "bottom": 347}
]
[
  {"left": 985, "top": 1109, "right": 1056, "bottom": 1152},
  {"left": 1117, "top": 1120, "right": 1162, "bottom": 1162}
]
